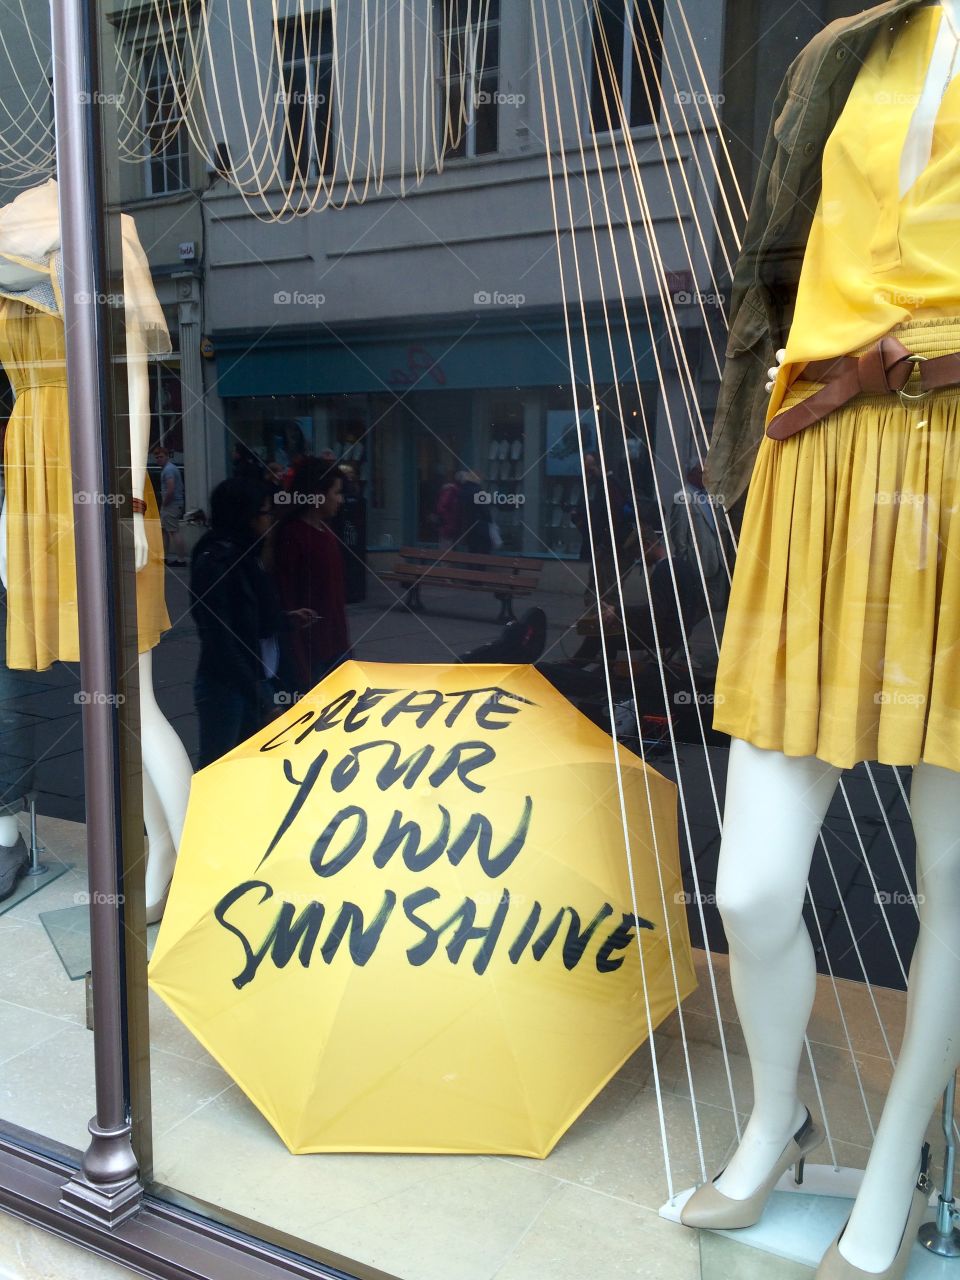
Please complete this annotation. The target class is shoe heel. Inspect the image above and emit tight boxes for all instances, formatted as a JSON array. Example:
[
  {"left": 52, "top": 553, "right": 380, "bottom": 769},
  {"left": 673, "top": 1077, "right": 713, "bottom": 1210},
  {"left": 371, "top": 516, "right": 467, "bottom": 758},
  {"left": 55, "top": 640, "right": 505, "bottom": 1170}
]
[{"left": 795, "top": 1155, "right": 806, "bottom": 1186}]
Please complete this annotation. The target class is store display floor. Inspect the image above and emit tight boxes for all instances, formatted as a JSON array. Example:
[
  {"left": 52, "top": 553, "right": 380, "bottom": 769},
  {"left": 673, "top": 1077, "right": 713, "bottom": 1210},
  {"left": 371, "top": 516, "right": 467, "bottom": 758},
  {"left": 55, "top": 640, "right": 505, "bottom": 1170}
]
[
  {"left": 0, "top": 814, "right": 947, "bottom": 1280},
  {"left": 700, "top": 1207, "right": 960, "bottom": 1279}
]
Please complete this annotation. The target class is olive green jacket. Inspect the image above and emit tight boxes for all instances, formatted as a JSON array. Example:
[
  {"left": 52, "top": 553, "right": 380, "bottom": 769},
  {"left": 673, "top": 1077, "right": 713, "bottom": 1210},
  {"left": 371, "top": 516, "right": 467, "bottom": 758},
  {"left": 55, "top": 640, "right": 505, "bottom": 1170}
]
[{"left": 704, "top": 0, "right": 934, "bottom": 509}]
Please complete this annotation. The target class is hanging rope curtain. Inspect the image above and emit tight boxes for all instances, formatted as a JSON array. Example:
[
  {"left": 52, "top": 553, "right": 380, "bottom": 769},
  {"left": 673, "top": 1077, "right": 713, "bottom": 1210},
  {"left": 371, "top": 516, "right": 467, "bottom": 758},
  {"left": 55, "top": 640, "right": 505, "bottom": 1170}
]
[
  {"left": 0, "top": 0, "right": 54, "bottom": 184},
  {"left": 109, "top": 0, "right": 500, "bottom": 221}
]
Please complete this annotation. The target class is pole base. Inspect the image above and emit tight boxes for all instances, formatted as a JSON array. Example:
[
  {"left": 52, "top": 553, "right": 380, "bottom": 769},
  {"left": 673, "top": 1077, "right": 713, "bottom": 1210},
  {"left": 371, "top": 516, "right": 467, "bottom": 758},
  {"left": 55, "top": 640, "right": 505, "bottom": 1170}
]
[
  {"left": 917, "top": 1220, "right": 960, "bottom": 1259},
  {"left": 59, "top": 1173, "right": 142, "bottom": 1229}
]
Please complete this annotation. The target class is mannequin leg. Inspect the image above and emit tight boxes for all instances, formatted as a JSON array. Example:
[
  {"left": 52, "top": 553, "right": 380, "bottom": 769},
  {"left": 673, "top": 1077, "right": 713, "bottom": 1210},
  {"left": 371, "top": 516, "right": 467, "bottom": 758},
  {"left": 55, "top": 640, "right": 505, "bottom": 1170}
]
[
  {"left": 713, "top": 737, "right": 842, "bottom": 1198},
  {"left": 835, "top": 760, "right": 960, "bottom": 1272},
  {"left": 142, "top": 768, "right": 176, "bottom": 922},
  {"left": 138, "top": 650, "right": 192, "bottom": 916},
  {"left": 0, "top": 814, "right": 19, "bottom": 846}
]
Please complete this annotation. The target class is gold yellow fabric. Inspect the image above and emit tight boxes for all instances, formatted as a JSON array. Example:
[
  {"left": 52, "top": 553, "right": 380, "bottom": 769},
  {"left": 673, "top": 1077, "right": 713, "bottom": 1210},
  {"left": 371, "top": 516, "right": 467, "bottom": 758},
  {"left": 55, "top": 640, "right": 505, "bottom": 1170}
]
[
  {"left": 716, "top": 316, "right": 960, "bottom": 771},
  {"left": 1, "top": 298, "right": 169, "bottom": 670},
  {"left": 149, "top": 661, "right": 696, "bottom": 1156},
  {"left": 768, "top": 5, "right": 960, "bottom": 426}
]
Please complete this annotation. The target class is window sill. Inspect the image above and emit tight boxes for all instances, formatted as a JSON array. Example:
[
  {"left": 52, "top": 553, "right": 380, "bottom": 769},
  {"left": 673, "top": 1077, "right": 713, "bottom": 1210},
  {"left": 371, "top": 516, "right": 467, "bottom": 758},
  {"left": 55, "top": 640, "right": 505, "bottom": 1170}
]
[{"left": 0, "top": 1133, "right": 364, "bottom": 1280}]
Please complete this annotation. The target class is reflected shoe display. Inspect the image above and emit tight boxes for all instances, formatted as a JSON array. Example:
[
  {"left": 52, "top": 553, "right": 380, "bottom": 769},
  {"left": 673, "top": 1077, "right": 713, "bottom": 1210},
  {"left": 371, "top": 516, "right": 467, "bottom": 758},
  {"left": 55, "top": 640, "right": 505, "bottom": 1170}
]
[
  {"left": 0, "top": 835, "right": 29, "bottom": 901},
  {"left": 815, "top": 1145, "right": 931, "bottom": 1279},
  {"left": 680, "top": 1108, "right": 824, "bottom": 1231}
]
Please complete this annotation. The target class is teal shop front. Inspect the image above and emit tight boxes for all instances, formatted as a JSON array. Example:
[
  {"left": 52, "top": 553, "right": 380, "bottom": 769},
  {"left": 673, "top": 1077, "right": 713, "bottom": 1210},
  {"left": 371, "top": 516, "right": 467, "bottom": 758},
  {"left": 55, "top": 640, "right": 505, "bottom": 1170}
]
[{"left": 213, "top": 309, "right": 663, "bottom": 555}]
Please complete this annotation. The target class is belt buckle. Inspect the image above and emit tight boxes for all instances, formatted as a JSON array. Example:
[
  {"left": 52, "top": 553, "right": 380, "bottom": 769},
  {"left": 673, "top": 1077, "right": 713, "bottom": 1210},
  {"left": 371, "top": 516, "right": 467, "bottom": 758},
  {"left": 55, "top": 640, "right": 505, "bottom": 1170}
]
[{"left": 898, "top": 354, "right": 931, "bottom": 406}]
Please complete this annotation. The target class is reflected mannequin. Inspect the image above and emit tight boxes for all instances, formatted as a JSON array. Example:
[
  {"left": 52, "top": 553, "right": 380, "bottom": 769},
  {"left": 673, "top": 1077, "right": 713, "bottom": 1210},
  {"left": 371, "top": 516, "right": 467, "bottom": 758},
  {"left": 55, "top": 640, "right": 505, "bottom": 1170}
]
[{"left": 0, "top": 179, "right": 191, "bottom": 921}]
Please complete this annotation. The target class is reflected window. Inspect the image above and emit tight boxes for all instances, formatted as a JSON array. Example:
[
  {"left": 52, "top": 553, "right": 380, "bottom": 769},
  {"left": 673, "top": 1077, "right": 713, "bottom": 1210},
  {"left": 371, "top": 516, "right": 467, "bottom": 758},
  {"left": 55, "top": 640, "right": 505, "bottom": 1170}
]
[
  {"left": 278, "top": 9, "right": 336, "bottom": 181},
  {"left": 589, "top": 0, "right": 665, "bottom": 132},
  {"left": 141, "top": 40, "right": 190, "bottom": 196},
  {"left": 438, "top": 0, "right": 501, "bottom": 159}
]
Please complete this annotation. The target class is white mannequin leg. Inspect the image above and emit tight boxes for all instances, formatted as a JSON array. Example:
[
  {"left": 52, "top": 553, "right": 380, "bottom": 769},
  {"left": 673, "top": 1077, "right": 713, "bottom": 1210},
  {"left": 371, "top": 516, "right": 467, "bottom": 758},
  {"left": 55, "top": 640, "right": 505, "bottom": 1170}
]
[
  {"left": 138, "top": 650, "right": 191, "bottom": 918},
  {"left": 836, "top": 759, "right": 960, "bottom": 1271},
  {"left": 142, "top": 768, "right": 175, "bottom": 922},
  {"left": 713, "top": 737, "right": 842, "bottom": 1198},
  {"left": 0, "top": 814, "right": 19, "bottom": 846}
]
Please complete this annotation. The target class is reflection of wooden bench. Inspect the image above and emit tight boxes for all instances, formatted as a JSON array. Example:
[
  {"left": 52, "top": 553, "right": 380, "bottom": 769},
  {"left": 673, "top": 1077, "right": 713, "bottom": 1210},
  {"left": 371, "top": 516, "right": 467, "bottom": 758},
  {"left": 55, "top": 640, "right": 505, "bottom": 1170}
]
[{"left": 384, "top": 547, "right": 544, "bottom": 622}]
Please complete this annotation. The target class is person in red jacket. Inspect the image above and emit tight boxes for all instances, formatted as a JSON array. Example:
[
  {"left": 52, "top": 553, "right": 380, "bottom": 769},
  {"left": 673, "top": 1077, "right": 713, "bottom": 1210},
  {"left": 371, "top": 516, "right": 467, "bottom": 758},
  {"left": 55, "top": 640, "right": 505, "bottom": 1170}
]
[{"left": 273, "top": 457, "right": 351, "bottom": 696}]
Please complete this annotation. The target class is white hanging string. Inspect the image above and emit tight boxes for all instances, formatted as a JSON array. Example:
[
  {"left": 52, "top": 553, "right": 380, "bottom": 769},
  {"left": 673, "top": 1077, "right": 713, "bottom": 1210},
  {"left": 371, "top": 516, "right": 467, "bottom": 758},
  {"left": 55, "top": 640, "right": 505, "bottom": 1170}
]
[
  {"left": 531, "top": 0, "right": 689, "bottom": 1196},
  {"left": 0, "top": 0, "right": 55, "bottom": 183},
  {"left": 560, "top": 0, "right": 739, "bottom": 1141},
  {"left": 533, "top": 0, "right": 924, "bottom": 1196}
]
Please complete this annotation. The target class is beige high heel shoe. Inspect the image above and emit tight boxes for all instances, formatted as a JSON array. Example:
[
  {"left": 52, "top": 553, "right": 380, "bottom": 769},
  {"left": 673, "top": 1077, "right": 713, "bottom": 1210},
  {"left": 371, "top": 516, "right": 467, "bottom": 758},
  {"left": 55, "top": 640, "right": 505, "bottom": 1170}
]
[
  {"left": 680, "top": 1108, "right": 824, "bottom": 1230},
  {"left": 816, "top": 1145, "right": 931, "bottom": 1279}
]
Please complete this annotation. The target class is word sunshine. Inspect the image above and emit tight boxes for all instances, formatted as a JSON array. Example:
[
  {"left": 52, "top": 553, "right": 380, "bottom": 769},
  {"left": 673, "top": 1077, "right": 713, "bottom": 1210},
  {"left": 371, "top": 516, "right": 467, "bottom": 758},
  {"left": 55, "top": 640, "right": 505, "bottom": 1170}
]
[{"left": 216, "top": 879, "right": 649, "bottom": 989}]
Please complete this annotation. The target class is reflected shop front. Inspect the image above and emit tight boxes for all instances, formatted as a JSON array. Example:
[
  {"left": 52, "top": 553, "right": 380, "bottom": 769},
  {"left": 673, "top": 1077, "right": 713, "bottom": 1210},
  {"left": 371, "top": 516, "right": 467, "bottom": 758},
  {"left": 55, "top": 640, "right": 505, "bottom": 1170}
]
[{"left": 1, "top": 3, "right": 958, "bottom": 1280}]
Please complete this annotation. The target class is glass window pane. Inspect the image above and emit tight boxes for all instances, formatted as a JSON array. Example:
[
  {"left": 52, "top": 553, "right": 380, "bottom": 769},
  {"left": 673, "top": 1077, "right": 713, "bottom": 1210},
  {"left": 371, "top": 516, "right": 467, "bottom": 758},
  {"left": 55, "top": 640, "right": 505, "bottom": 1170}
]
[{"left": 0, "top": 5, "right": 927, "bottom": 1280}]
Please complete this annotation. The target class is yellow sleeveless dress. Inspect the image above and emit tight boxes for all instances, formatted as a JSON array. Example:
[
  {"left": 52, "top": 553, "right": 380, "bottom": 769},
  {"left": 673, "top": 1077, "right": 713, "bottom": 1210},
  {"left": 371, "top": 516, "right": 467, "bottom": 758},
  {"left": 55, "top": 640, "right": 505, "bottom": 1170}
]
[
  {"left": 714, "top": 6, "right": 960, "bottom": 771},
  {"left": 1, "top": 298, "right": 169, "bottom": 670}
]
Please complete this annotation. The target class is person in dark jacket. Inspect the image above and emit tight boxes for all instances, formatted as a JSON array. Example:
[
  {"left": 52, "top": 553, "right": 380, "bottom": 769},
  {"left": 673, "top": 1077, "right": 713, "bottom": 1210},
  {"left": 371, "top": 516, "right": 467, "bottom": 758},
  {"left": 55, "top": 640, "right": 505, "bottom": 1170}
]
[
  {"left": 272, "top": 458, "right": 351, "bottom": 696},
  {"left": 190, "top": 478, "right": 314, "bottom": 767},
  {"left": 458, "top": 470, "right": 493, "bottom": 554}
]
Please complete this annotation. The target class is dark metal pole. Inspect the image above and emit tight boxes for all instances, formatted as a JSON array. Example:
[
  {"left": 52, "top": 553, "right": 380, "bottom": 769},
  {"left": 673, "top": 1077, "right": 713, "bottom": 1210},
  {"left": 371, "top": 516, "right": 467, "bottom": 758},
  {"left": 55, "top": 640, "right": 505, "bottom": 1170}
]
[{"left": 50, "top": 0, "right": 143, "bottom": 1228}]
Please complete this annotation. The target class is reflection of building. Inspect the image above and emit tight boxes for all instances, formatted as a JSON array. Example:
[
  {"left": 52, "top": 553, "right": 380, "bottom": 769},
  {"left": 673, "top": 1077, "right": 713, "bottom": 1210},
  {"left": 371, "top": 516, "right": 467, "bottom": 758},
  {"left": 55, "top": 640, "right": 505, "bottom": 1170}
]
[
  {"left": 203, "top": 0, "right": 723, "bottom": 553},
  {"left": 0, "top": 3, "right": 210, "bottom": 508}
]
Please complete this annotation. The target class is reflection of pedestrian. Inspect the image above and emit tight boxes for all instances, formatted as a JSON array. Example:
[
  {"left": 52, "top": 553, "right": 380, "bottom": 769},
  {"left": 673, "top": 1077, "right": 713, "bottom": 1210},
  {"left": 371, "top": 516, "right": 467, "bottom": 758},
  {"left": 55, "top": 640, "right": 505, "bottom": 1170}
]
[
  {"left": 669, "top": 463, "right": 729, "bottom": 611},
  {"left": 153, "top": 444, "right": 186, "bottom": 566},
  {"left": 190, "top": 479, "right": 316, "bottom": 766},
  {"left": 459, "top": 470, "right": 493, "bottom": 554},
  {"left": 273, "top": 458, "right": 352, "bottom": 695},
  {"left": 336, "top": 463, "right": 367, "bottom": 603},
  {"left": 436, "top": 471, "right": 463, "bottom": 551},
  {"left": 231, "top": 441, "right": 264, "bottom": 481},
  {"left": 571, "top": 508, "right": 705, "bottom": 668},
  {"left": 574, "top": 452, "right": 628, "bottom": 599}
]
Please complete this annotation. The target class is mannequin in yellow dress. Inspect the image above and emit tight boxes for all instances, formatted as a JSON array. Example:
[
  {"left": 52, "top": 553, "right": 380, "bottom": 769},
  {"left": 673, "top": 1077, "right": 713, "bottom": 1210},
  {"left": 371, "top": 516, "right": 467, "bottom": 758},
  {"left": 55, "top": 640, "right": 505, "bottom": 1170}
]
[
  {"left": 680, "top": 3, "right": 960, "bottom": 1278},
  {"left": 0, "top": 180, "right": 191, "bottom": 921}
]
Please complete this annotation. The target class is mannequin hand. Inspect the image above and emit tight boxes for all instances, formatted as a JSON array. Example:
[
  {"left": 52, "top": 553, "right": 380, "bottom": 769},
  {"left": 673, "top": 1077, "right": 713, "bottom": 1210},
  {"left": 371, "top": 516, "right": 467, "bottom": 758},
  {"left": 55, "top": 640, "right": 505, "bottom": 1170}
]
[
  {"left": 133, "top": 512, "right": 149, "bottom": 572},
  {"left": 765, "top": 349, "right": 787, "bottom": 395}
]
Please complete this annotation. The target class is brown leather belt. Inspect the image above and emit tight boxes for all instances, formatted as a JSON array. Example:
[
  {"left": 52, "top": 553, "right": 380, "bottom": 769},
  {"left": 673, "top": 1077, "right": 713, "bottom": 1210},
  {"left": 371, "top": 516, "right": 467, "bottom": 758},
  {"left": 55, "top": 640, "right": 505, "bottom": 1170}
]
[{"left": 766, "top": 335, "right": 960, "bottom": 441}]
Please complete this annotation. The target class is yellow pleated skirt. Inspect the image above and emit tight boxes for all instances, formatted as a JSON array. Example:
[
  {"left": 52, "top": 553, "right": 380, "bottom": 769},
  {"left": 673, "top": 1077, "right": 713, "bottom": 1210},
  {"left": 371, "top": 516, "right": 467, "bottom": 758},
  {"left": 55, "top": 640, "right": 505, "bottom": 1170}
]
[
  {"left": 714, "top": 316, "right": 960, "bottom": 771},
  {"left": 0, "top": 300, "right": 170, "bottom": 672}
]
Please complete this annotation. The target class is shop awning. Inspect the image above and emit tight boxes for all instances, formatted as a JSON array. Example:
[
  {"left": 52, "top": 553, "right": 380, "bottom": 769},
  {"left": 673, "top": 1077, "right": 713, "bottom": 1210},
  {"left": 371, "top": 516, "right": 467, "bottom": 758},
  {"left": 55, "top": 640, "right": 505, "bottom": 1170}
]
[{"left": 211, "top": 309, "right": 662, "bottom": 398}]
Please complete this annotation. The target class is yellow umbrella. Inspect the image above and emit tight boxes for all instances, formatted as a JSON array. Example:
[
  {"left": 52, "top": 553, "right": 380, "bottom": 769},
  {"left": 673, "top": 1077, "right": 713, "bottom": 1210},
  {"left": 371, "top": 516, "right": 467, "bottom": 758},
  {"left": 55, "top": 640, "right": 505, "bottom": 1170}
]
[{"left": 149, "top": 661, "right": 696, "bottom": 1156}]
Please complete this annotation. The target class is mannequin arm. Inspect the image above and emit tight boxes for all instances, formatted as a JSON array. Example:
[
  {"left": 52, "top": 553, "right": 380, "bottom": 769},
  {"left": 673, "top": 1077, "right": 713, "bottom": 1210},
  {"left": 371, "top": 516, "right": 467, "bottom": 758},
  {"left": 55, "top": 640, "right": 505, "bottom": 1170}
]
[{"left": 125, "top": 323, "right": 150, "bottom": 572}]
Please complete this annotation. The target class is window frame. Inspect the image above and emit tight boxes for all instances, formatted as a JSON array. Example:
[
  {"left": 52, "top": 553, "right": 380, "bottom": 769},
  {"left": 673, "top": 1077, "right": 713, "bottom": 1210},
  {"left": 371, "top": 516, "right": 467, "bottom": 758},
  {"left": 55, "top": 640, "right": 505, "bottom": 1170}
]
[
  {"left": 140, "top": 37, "right": 191, "bottom": 197},
  {"left": 588, "top": 0, "right": 666, "bottom": 135},
  {"left": 277, "top": 7, "right": 337, "bottom": 183},
  {"left": 436, "top": 0, "right": 501, "bottom": 161}
]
